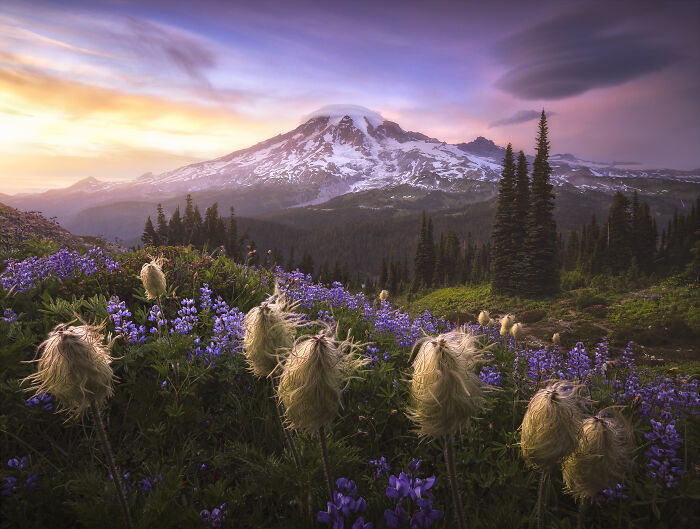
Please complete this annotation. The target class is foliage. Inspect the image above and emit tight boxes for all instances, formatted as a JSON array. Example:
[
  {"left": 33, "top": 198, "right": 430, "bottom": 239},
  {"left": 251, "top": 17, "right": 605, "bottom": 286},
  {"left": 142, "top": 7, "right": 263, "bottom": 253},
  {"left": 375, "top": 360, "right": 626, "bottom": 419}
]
[{"left": 1, "top": 246, "right": 698, "bottom": 528}]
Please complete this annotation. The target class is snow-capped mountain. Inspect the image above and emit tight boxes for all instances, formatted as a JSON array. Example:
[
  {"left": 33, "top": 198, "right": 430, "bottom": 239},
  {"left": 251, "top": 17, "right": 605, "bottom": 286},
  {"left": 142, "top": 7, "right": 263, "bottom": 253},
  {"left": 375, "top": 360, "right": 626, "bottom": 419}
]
[{"left": 2, "top": 104, "right": 697, "bottom": 240}]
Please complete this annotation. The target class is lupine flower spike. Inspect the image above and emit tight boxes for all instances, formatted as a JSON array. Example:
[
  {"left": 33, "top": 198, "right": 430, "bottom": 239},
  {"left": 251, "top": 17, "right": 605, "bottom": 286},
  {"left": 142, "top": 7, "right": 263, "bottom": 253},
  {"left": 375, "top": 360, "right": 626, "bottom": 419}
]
[
  {"left": 23, "top": 322, "right": 133, "bottom": 529},
  {"left": 140, "top": 257, "right": 166, "bottom": 300}
]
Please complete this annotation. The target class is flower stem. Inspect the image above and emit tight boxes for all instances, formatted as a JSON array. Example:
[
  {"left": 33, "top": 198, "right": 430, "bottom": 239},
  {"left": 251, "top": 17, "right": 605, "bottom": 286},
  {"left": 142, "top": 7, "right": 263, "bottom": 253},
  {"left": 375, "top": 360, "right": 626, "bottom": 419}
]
[
  {"left": 576, "top": 501, "right": 587, "bottom": 529},
  {"left": 90, "top": 401, "right": 134, "bottom": 529},
  {"left": 318, "top": 426, "right": 334, "bottom": 499},
  {"left": 444, "top": 435, "right": 467, "bottom": 529},
  {"left": 274, "top": 397, "right": 301, "bottom": 469},
  {"left": 535, "top": 471, "right": 547, "bottom": 529}
]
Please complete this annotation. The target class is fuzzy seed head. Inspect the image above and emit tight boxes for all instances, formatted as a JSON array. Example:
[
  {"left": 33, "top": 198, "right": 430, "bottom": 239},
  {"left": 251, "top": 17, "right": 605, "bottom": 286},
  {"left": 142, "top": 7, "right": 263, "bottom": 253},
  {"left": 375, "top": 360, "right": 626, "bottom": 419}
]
[
  {"left": 140, "top": 258, "right": 166, "bottom": 299},
  {"left": 243, "top": 296, "right": 300, "bottom": 378},
  {"left": 277, "top": 324, "right": 364, "bottom": 432},
  {"left": 487, "top": 318, "right": 495, "bottom": 327},
  {"left": 443, "top": 328, "right": 485, "bottom": 370},
  {"left": 24, "top": 323, "right": 114, "bottom": 417},
  {"left": 563, "top": 411, "right": 634, "bottom": 501},
  {"left": 552, "top": 333, "right": 561, "bottom": 345},
  {"left": 478, "top": 310, "right": 490, "bottom": 327},
  {"left": 408, "top": 334, "right": 486, "bottom": 439},
  {"left": 379, "top": 290, "right": 389, "bottom": 301},
  {"left": 510, "top": 323, "right": 523, "bottom": 340},
  {"left": 521, "top": 381, "right": 586, "bottom": 472},
  {"left": 500, "top": 314, "right": 514, "bottom": 336}
]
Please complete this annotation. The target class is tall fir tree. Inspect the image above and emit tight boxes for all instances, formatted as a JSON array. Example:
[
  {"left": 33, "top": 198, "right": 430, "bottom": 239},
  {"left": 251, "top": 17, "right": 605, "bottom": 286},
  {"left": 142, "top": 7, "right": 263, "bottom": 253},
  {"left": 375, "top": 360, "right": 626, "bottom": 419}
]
[
  {"left": 523, "top": 111, "right": 559, "bottom": 295},
  {"left": 226, "top": 206, "right": 239, "bottom": 260},
  {"left": 414, "top": 211, "right": 436, "bottom": 289},
  {"left": 513, "top": 150, "right": 530, "bottom": 286},
  {"left": 491, "top": 143, "right": 518, "bottom": 294},
  {"left": 183, "top": 194, "right": 196, "bottom": 244}
]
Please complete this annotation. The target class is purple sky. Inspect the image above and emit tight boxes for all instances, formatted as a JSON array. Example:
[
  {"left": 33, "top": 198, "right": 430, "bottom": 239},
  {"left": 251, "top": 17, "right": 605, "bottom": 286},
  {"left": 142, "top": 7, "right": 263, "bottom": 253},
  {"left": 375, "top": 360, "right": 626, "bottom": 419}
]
[{"left": 1, "top": 0, "right": 698, "bottom": 192}]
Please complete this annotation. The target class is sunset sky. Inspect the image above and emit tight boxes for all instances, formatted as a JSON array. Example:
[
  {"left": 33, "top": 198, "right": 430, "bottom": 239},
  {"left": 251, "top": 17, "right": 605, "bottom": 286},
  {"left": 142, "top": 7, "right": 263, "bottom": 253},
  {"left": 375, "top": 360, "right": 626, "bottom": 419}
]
[{"left": 1, "top": 0, "right": 698, "bottom": 193}]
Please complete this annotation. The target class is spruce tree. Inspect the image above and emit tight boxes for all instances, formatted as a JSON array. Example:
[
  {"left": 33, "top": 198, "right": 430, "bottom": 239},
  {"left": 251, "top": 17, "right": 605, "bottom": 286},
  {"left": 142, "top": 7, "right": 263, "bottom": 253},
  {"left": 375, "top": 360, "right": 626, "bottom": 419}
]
[
  {"left": 513, "top": 150, "right": 530, "bottom": 287},
  {"left": 606, "top": 192, "right": 632, "bottom": 273},
  {"left": 523, "top": 111, "right": 558, "bottom": 295},
  {"left": 183, "top": 194, "right": 196, "bottom": 244},
  {"left": 226, "top": 206, "right": 239, "bottom": 260},
  {"left": 491, "top": 143, "right": 517, "bottom": 294}
]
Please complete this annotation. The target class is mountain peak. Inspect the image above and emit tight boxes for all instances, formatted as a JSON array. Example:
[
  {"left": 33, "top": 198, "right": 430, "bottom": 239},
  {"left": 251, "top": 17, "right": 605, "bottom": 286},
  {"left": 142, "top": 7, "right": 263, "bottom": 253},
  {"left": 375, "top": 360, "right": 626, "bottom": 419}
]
[{"left": 302, "top": 104, "right": 384, "bottom": 128}]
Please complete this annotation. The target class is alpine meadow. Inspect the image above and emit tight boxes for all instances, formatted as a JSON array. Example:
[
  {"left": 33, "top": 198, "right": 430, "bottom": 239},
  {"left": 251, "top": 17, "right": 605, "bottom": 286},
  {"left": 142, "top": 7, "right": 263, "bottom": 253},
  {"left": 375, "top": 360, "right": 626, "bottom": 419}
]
[{"left": 1, "top": 1, "right": 698, "bottom": 529}]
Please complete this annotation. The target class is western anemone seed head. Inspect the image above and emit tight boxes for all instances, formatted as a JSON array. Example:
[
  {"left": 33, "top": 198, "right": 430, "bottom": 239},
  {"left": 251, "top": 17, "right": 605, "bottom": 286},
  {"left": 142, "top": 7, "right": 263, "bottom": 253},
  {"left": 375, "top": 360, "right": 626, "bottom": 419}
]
[
  {"left": 140, "top": 257, "right": 166, "bottom": 300},
  {"left": 444, "top": 328, "right": 485, "bottom": 370},
  {"left": 552, "top": 333, "right": 561, "bottom": 345},
  {"left": 487, "top": 318, "right": 495, "bottom": 327},
  {"left": 24, "top": 323, "right": 114, "bottom": 417},
  {"left": 243, "top": 294, "right": 300, "bottom": 378},
  {"left": 379, "top": 290, "right": 389, "bottom": 302},
  {"left": 562, "top": 410, "right": 634, "bottom": 502},
  {"left": 521, "top": 381, "right": 586, "bottom": 472},
  {"left": 510, "top": 323, "right": 523, "bottom": 340},
  {"left": 277, "top": 324, "right": 364, "bottom": 432},
  {"left": 478, "top": 310, "right": 490, "bottom": 327},
  {"left": 408, "top": 334, "right": 486, "bottom": 439},
  {"left": 500, "top": 314, "right": 514, "bottom": 336}
]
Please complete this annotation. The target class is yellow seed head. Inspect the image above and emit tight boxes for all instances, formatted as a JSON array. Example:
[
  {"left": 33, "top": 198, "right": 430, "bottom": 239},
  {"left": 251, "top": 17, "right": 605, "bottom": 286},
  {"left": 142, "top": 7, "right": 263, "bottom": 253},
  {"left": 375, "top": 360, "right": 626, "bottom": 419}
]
[
  {"left": 140, "top": 258, "right": 166, "bottom": 299},
  {"left": 510, "top": 323, "right": 523, "bottom": 340},
  {"left": 379, "top": 290, "right": 389, "bottom": 302},
  {"left": 478, "top": 310, "right": 490, "bottom": 327},
  {"left": 521, "top": 381, "right": 586, "bottom": 472},
  {"left": 562, "top": 411, "right": 634, "bottom": 501},
  {"left": 408, "top": 334, "right": 486, "bottom": 439},
  {"left": 24, "top": 323, "right": 115, "bottom": 417},
  {"left": 277, "top": 325, "right": 364, "bottom": 432},
  {"left": 552, "top": 333, "right": 561, "bottom": 345},
  {"left": 500, "top": 314, "right": 514, "bottom": 336}
]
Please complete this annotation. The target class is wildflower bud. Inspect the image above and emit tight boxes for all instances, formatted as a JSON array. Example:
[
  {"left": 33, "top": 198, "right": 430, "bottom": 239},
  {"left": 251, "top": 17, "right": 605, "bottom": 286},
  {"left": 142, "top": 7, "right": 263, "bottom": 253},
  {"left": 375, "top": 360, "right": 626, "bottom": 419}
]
[
  {"left": 408, "top": 333, "right": 486, "bottom": 439},
  {"left": 390, "top": 409, "right": 398, "bottom": 415},
  {"left": 521, "top": 381, "right": 586, "bottom": 472},
  {"left": 563, "top": 411, "right": 634, "bottom": 501},
  {"left": 358, "top": 415, "right": 367, "bottom": 421},
  {"left": 277, "top": 324, "right": 365, "bottom": 432},
  {"left": 510, "top": 323, "right": 523, "bottom": 340},
  {"left": 500, "top": 314, "right": 514, "bottom": 336},
  {"left": 478, "top": 310, "right": 490, "bottom": 327},
  {"left": 24, "top": 323, "right": 115, "bottom": 417},
  {"left": 552, "top": 333, "right": 561, "bottom": 345},
  {"left": 379, "top": 290, "right": 389, "bottom": 302},
  {"left": 140, "top": 258, "right": 166, "bottom": 300}
]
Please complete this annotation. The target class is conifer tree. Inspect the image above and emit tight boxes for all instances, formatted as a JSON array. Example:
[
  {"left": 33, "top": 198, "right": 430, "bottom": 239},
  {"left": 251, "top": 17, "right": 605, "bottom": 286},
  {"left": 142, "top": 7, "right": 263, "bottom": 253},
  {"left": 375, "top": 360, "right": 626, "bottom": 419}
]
[
  {"left": 168, "top": 206, "right": 184, "bottom": 245},
  {"left": 491, "top": 143, "right": 517, "bottom": 294},
  {"left": 513, "top": 150, "right": 530, "bottom": 286},
  {"left": 226, "top": 206, "right": 239, "bottom": 260},
  {"left": 141, "top": 216, "right": 158, "bottom": 247},
  {"left": 192, "top": 205, "right": 203, "bottom": 247},
  {"left": 523, "top": 111, "right": 558, "bottom": 295},
  {"left": 414, "top": 211, "right": 436, "bottom": 289},
  {"left": 156, "top": 204, "right": 168, "bottom": 245},
  {"left": 379, "top": 257, "right": 388, "bottom": 289},
  {"left": 183, "top": 194, "right": 196, "bottom": 244}
]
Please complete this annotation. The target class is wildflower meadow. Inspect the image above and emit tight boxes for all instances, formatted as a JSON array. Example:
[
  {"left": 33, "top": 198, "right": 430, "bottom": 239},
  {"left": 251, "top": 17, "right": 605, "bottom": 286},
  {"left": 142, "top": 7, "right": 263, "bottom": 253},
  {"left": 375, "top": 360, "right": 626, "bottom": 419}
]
[{"left": 1, "top": 246, "right": 698, "bottom": 528}]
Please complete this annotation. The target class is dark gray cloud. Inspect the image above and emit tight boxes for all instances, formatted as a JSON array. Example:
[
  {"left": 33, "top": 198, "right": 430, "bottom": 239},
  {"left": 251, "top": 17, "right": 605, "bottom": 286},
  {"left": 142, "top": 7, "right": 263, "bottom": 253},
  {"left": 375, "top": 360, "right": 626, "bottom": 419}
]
[
  {"left": 123, "top": 17, "right": 217, "bottom": 84},
  {"left": 493, "top": 8, "right": 678, "bottom": 100},
  {"left": 489, "top": 109, "right": 555, "bottom": 128}
]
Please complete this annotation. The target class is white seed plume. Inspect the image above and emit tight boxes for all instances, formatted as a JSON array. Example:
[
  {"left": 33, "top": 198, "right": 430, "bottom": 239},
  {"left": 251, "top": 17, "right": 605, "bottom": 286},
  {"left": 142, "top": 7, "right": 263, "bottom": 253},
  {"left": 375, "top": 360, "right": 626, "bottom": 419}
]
[
  {"left": 521, "top": 381, "right": 586, "bottom": 472},
  {"left": 24, "top": 323, "right": 115, "bottom": 417},
  {"left": 140, "top": 257, "right": 166, "bottom": 300},
  {"left": 243, "top": 292, "right": 300, "bottom": 378},
  {"left": 478, "top": 310, "right": 490, "bottom": 327},
  {"left": 552, "top": 333, "right": 561, "bottom": 345},
  {"left": 379, "top": 290, "right": 389, "bottom": 302},
  {"left": 563, "top": 410, "right": 634, "bottom": 501},
  {"left": 510, "top": 323, "right": 523, "bottom": 340},
  {"left": 408, "top": 334, "right": 486, "bottom": 439},
  {"left": 277, "top": 324, "right": 364, "bottom": 432},
  {"left": 500, "top": 314, "right": 514, "bottom": 336}
]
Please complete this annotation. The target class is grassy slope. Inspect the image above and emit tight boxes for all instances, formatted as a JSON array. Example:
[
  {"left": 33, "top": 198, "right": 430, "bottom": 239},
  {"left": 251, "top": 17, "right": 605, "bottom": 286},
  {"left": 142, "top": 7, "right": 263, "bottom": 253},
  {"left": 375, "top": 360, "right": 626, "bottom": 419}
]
[{"left": 405, "top": 278, "right": 699, "bottom": 363}]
